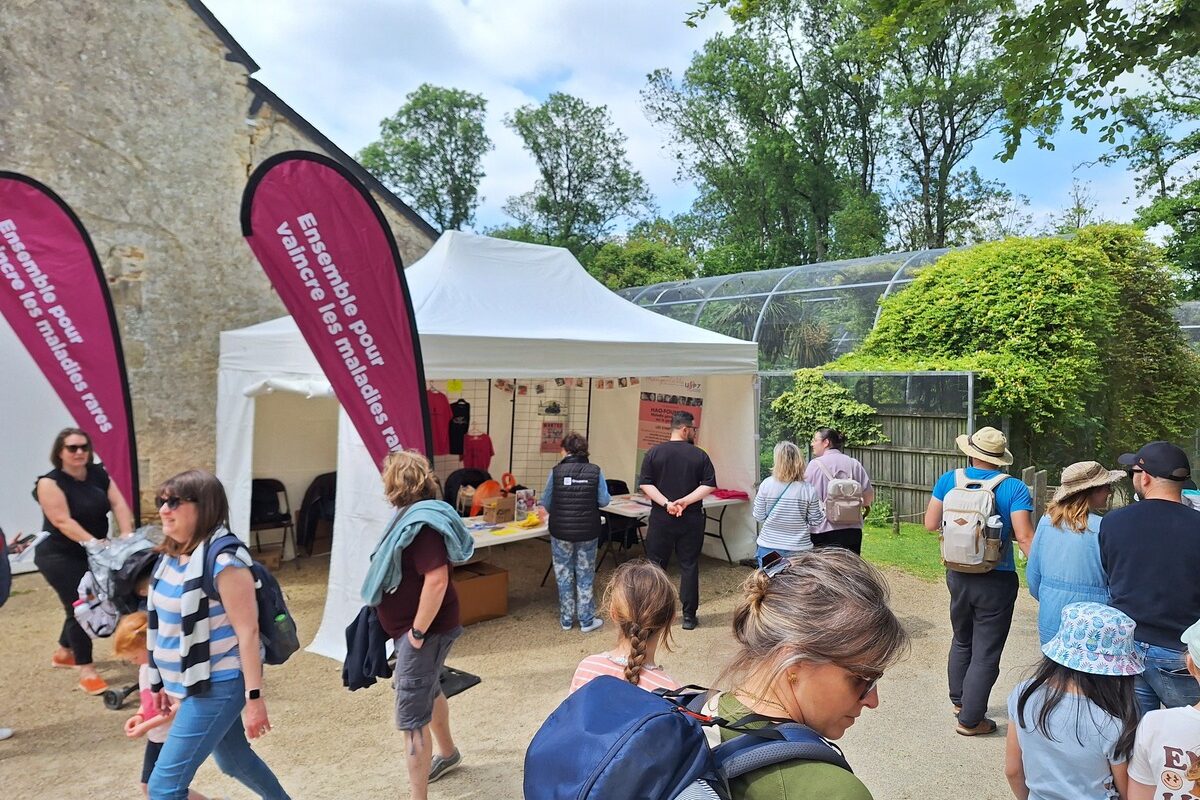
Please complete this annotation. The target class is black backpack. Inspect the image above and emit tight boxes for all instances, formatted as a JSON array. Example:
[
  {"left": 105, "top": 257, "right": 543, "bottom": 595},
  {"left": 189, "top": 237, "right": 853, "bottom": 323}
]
[{"left": 202, "top": 533, "right": 300, "bottom": 665}]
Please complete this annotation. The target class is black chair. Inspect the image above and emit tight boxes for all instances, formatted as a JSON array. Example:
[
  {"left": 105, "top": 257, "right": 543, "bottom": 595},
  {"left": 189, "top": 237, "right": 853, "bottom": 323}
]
[
  {"left": 597, "top": 479, "right": 646, "bottom": 568},
  {"left": 249, "top": 478, "right": 296, "bottom": 557}
]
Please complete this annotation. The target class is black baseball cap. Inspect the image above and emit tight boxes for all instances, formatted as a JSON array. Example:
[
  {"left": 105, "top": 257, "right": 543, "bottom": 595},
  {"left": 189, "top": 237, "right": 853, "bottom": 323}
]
[{"left": 1117, "top": 441, "right": 1192, "bottom": 481}]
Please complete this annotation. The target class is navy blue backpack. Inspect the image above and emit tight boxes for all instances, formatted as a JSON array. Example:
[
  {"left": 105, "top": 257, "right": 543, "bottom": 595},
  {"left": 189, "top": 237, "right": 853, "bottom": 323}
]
[
  {"left": 523, "top": 675, "right": 851, "bottom": 800},
  {"left": 202, "top": 533, "right": 300, "bottom": 666}
]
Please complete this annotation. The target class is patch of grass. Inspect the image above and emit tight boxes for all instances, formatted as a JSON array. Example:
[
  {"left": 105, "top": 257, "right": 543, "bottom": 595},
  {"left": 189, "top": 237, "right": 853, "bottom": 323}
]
[{"left": 861, "top": 522, "right": 1026, "bottom": 585}]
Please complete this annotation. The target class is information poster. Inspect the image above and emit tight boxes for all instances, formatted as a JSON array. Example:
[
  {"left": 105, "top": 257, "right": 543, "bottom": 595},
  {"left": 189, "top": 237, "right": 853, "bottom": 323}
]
[
  {"left": 635, "top": 377, "right": 704, "bottom": 476},
  {"left": 540, "top": 420, "right": 565, "bottom": 453}
]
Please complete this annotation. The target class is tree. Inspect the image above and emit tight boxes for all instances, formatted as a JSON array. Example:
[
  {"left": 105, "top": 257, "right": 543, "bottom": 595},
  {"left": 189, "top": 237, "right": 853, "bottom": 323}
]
[
  {"left": 1046, "top": 179, "right": 1099, "bottom": 234},
  {"left": 644, "top": 8, "right": 888, "bottom": 267},
  {"left": 358, "top": 84, "right": 491, "bottom": 232},
  {"left": 586, "top": 237, "right": 696, "bottom": 291},
  {"left": 503, "top": 93, "right": 654, "bottom": 253},
  {"left": 992, "top": 0, "right": 1200, "bottom": 159},
  {"left": 889, "top": 169, "right": 1031, "bottom": 249},
  {"left": 868, "top": 0, "right": 1013, "bottom": 248}
]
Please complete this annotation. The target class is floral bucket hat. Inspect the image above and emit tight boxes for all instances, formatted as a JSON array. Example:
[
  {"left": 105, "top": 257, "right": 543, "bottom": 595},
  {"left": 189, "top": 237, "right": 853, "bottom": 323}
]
[{"left": 1042, "top": 602, "right": 1145, "bottom": 676}]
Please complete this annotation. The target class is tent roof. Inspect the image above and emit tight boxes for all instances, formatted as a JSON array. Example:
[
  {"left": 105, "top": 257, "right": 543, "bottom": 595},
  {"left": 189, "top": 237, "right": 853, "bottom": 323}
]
[{"left": 221, "top": 232, "right": 757, "bottom": 379}]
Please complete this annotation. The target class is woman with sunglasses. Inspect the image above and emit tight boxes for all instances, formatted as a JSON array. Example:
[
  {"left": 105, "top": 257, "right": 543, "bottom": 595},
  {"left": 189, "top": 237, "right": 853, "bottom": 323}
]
[
  {"left": 33, "top": 426, "right": 134, "bottom": 694},
  {"left": 716, "top": 548, "right": 909, "bottom": 799},
  {"left": 144, "top": 469, "right": 290, "bottom": 800}
]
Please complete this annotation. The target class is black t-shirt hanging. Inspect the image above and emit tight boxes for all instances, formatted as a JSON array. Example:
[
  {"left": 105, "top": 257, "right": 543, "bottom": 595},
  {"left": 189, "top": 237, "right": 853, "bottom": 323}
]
[{"left": 449, "top": 399, "right": 470, "bottom": 455}]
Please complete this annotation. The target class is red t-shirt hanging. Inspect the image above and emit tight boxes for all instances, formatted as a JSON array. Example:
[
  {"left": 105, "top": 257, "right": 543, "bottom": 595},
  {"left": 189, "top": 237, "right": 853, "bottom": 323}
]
[
  {"left": 462, "top": 433, "right": 494, "bottom": 471},
  {"left": 426, "top": 390, "right": 451, "bottom": 455}
]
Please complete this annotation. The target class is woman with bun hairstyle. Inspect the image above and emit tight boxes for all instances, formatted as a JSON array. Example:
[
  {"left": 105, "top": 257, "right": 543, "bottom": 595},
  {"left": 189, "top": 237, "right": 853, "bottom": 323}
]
[
  {"left": 717, "top": 549, "right": 909, "bottom": 799},
  {"left": 803, "top": 428, "right": 873, "bottom": 554}
]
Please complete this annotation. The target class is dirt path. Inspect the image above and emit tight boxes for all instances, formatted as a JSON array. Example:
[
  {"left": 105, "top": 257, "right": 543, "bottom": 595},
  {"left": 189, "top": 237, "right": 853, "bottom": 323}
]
[{"left": 0, "top": 540, "right": 1040, "bottom": 798}]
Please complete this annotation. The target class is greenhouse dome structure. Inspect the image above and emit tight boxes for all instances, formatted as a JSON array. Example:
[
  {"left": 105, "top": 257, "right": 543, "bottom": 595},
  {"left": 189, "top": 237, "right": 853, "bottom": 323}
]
[{"left": 619, "top": 248, "right": 951, "bottom": 372}]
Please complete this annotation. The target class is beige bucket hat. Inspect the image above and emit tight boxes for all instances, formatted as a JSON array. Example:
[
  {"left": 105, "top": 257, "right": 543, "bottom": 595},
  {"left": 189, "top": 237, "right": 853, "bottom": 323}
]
[
  {"left": 955, "top": 426, "right": 1014, "bottom": 466},
  {"left": 1051, "top": 461, "right": 1126, "bottom": 504}
]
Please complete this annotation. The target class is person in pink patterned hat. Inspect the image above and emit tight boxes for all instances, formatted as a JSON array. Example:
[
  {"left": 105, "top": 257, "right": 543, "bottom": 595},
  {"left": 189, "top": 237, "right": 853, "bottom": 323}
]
[{"left": 1005, "top": 602, "right": 1143, "bottom": 800}]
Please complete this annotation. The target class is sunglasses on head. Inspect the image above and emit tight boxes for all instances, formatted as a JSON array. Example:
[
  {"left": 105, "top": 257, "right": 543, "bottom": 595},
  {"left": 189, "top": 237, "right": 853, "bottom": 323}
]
[
  {"left": 156, "top": 495, "right": 194, "bottom": 510},
  {"left": 760, "top": 549, "right": 791, "bottom": 579},
  {"left": 64, "top": 443, "right": 90, "bottom": 453}
]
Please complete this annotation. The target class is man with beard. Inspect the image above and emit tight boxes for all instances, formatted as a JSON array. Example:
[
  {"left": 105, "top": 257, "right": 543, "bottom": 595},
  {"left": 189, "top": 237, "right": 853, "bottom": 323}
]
[{"left": 638, "top": 411, "right": 716, "bottom": 630}]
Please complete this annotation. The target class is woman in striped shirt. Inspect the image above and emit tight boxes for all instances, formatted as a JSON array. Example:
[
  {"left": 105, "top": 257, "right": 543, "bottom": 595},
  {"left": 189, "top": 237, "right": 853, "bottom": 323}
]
[
  {"left": 144, "top": 470, "right": 290, "bottom": 800},
  {"left": 752, "top": 442, "right": 825, "bottom": 566},
  {"left": 570, "top": 560, "right": 680, "bottom": 694}
]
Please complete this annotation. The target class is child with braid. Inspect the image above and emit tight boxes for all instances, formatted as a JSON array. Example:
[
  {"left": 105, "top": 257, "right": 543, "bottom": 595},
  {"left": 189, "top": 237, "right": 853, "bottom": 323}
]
[{"left": 569, "top": 560, "right": 680, "bottom": 693}]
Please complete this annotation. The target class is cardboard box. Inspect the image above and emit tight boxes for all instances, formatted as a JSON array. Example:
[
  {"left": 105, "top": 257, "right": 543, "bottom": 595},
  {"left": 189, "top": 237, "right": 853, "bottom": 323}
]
[
  {"left": 482, "top": 494, "right": 516, "bottom": 523},
  {"left": 452, "top": 562, "right": 509, "bottom": 625},
  {"left": 256, "top": 546, "right": 284, "bottom": 572}
]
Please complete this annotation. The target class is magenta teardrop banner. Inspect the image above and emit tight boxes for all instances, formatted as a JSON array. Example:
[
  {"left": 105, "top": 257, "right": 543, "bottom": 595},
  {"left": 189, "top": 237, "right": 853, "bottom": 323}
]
[
  {"left": 241, "top": 152, "right": 431, "bottom": 468},
  {"left": 0, "top": 172, "right": 141, "bottom": 521}
]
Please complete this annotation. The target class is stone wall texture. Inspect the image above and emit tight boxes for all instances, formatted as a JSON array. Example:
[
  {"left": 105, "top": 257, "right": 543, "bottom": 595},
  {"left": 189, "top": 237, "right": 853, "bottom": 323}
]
[{"left": 0, "top": 0, "right": 435, "bottom": 512}]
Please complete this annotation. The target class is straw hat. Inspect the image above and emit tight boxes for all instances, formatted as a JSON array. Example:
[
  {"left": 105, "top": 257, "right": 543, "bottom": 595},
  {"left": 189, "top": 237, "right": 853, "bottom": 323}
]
[
  {"left": 1042, "top": 602, "right": 1144, "bottom": 677},
  {"left": 1051, "top": 461, "right": 1126, "bottom": 504},
  {"left": 955, "top": 426, "right": 1013, "bottom": 466}
]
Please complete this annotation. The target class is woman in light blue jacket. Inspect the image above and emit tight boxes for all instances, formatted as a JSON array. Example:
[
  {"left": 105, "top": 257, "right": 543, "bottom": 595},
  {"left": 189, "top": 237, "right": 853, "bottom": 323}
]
[{"left": 1027, "top": 461, "right": 1126, "bottom": 645}]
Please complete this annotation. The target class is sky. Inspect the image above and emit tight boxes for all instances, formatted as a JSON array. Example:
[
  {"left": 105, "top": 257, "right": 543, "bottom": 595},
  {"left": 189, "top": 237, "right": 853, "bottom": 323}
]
[{"left": 202, "top": 0, "right": 1142, "bottom": 238}]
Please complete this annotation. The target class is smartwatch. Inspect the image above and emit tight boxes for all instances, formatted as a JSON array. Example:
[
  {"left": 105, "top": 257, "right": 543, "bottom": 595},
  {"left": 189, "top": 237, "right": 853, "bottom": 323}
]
[
  {"left": 411, "top": 627, "right": 426, "bottom": 641},
  {"left": 246, "top": 688, "right": 262, "bottom": 701}
]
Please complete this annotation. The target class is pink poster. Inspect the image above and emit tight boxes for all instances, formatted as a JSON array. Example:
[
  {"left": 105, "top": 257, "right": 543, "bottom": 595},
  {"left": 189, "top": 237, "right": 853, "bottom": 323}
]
[
  {"left": 241, "top": 152, "right": 430, "bottom": 466},
  {"left": 0, "top": 173, "right": 140, "bottom": 519}
]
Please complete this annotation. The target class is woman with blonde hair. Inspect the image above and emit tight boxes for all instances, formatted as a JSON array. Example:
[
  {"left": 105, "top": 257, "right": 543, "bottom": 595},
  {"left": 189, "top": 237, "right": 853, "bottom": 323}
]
[
  {"left": 1027, "top": 461, "right": 1125, "bottom": 645},
  {"left": 753, "top": 442, "right": 825, "bottom": 566},
  {"left": 569, "top": 559, "right": 679, "bottom": 693},
  {"left": 361, "top": 449, "right": 474, "bottom": 799},
  {"left": 716, "top": 548, "right": 909, "bottom": 799}
]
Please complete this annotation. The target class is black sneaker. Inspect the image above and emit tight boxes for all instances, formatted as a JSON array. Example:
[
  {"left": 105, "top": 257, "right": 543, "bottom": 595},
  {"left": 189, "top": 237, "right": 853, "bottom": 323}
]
[{"left": 681, "top": 615, "right": 698, "bottom": 630}]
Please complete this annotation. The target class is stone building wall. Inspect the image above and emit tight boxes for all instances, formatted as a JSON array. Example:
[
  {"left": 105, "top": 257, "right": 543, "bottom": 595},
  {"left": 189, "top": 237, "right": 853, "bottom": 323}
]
[{"left": 0, "top": 0, "right": 435, "bottom": 513}]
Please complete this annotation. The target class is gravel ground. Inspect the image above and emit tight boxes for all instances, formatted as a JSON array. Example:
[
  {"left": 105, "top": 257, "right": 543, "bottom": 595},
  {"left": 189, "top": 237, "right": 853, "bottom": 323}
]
[{"left": 0, "top": 540, "right": 1040, "bottom": 799}]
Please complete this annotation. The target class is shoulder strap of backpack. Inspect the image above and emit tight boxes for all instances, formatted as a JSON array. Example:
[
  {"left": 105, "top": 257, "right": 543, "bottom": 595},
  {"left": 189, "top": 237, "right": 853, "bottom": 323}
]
[
  {"left": 813, "top": 460, "right": 837, "bottom": 481},
  {"left": 712, "top": 719, "right": 852, "bottom": 779},
  {"left": 202, "top": 533, "right": 245, "bottom": 601},
  {"left": 764, "top": 482, "right": 795, "bottom": 520}
]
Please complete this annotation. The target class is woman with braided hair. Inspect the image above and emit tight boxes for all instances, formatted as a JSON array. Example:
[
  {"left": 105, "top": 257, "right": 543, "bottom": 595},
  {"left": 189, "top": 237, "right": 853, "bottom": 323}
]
[{"left": 568, "top": 560, "right": 680, "bottom": 693}]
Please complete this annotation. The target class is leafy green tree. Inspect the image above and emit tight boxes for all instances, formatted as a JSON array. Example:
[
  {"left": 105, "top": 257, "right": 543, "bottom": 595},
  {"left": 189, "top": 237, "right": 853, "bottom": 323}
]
[
  {"left": 586, "top": 237, "right": 696, "bottom": 291},
  {"left": 1046, "top": 179, "right": 1100, "bottom": 234},
  {"left": 992, "top": 0, "right": 1200, "bottom": 159},
  {"left": 358, "top": 84, "right": 491, "bottom": 231},
  {"left": 889, "top": 168, "right": 1032, "bottom": 248},
  {"left": 503, "top": 93, "right": 654, "bottom": 254},
  {"left": 830, "top": 226, "right": 1200, "bottom": 465}
]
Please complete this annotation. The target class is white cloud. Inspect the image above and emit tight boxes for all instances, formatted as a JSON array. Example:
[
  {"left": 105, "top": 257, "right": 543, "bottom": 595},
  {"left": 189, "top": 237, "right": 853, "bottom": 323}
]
[{"left": 203, "top": 0, "right": 728, "bottom": 230}]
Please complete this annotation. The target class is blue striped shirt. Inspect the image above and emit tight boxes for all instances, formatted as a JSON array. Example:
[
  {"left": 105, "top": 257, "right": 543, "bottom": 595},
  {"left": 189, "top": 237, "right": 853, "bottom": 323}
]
[{"left": 151, "top": 551, "right": 249, "bottom": 697}]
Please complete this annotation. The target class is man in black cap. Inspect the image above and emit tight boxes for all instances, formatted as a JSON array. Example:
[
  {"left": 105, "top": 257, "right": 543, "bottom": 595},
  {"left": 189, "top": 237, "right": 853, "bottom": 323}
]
[{"left": 1100, "top": 441, "right": 1200, "bottom": 714}]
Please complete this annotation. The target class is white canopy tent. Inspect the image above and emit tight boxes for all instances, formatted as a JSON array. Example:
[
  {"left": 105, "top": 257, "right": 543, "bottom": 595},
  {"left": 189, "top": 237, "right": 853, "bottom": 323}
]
[{"left": 217, "top": 232, "right": 758, "bottom": 661}]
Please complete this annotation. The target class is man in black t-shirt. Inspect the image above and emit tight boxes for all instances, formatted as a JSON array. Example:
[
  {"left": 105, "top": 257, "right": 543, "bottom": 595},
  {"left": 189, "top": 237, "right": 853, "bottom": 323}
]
[
  {"left": 1100, "top": 441, "right": 1200, "bottom": 715},
  {"left": 638, "top": 411, "right": 717, "bottom": 630}
]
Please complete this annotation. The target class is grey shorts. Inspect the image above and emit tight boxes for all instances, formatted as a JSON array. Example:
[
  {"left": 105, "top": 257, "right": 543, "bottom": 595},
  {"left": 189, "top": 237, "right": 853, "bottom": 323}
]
[{"left": 393, "top": 626, "right": 463, "bottom": 731}]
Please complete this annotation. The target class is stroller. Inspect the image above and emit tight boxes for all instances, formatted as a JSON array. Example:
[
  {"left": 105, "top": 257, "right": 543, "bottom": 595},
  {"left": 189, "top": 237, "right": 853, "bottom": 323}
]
[{"left": 74, "top": 528, "right": 160, "bottom": 709}]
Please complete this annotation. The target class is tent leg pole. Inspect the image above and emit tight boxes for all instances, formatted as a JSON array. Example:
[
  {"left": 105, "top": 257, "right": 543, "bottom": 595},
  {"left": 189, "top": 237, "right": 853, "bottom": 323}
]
[
  {"left": 585, "top": 379, "right": 593, "bottom": 440},
  {"left": 509, "top": 377, "right": 517, "bottom": 474}
]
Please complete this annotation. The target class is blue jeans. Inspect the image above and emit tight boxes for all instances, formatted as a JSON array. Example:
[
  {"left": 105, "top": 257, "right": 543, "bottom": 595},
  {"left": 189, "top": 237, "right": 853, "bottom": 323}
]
[
  {"left": 148, "top": 674, "right": 290, "bottom": 800},
  {"left": 1134, "top": 641, "right": 1200, "bottom": 717},
  {"left": 755, "top": 546, "right": 801, "bottom": 567},
  {"left": 551, "top": 537, "right": 597, "bottom": 628}
]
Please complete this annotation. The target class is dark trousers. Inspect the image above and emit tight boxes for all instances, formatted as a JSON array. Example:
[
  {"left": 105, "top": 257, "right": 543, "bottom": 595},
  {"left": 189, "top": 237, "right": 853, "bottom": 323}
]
[
  {"left": 811, "top": 527, "right": 863, "bottom": 555},
  {"left": 34, "top": 541, "right": 93, "bottom": 664},
  {"left": 645, "top": 522, "right": 705, "bottom": 617},
  {"left": 946, "top": 568, "right": 1018, "bottom": 726}
]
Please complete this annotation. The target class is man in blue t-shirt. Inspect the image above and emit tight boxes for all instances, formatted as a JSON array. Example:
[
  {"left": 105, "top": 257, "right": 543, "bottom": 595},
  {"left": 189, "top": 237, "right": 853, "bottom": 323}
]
[
  {"left": 1100, "top": 441, "right": 1200, "bottom": 715},
  {"left": 925, "top": 426, "right": 1034, "bottom": 736}
]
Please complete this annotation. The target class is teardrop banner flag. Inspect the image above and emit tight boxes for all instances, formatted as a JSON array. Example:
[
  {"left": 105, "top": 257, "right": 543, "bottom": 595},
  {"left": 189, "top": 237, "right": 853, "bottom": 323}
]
[
  {"left": 0, "top": 172, "right": 140, "bottom": 521},
  {"left": 241, "top": 152, "right": 431, "bottom": 468}
]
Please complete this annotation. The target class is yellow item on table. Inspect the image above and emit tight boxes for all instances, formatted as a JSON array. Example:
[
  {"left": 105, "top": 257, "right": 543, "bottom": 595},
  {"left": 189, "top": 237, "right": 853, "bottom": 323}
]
[{"left": 514, "top": 512, "right": 541, "bottom": 529}]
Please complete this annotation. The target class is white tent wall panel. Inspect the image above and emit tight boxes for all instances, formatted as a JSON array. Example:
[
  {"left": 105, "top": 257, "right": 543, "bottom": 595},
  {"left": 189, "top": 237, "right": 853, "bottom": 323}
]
[
  {"left": 250, "top": 392, "right": 339, "bottom": 542},
  {"left": 0, "top": 315, "right": 76, "bottom": 538}
]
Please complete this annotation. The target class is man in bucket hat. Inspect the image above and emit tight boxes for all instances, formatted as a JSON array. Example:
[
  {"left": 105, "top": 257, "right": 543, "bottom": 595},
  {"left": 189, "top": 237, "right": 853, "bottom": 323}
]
[
  {"left": 1100, "top": 441, "right": 1200, "bottom": 715},
  {"left": 924, "top": 426, "right": 1035, "bottom": 735}
]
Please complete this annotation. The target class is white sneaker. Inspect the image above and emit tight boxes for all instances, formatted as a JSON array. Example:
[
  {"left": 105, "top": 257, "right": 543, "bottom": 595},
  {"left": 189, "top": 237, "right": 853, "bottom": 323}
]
[
  {"left": 0, "top": 728, "right": 13, "bottom": 741},
  {"left": 580, "top": 619, "right": 604, "bottom": 634}
]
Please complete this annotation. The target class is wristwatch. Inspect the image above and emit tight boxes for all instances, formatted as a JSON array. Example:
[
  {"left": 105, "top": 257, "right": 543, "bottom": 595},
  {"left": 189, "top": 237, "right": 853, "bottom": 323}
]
[
  {"left": 245, "top": 688, "right": 262, "bottom": 701},
  {"left": 411, "top": 627, "right": 426, "bottom": 641}
]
